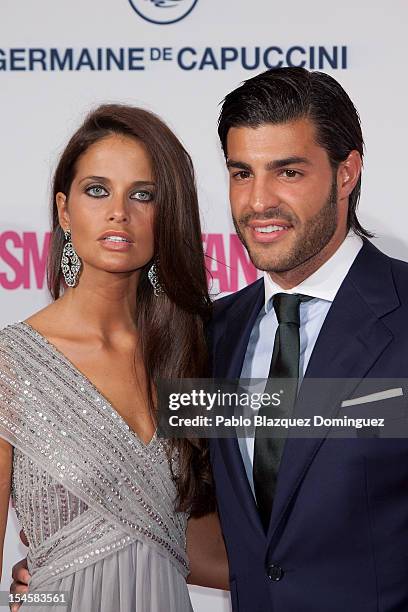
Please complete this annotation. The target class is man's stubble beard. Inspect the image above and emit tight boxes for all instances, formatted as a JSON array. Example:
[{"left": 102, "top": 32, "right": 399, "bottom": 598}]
[{"left": 233, "top": 178, "right": 338, "bottom": 273}]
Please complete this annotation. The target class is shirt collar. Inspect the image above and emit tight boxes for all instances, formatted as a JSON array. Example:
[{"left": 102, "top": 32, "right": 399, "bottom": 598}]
[{"left": 263, "top": 232, "right": 363, "bottom": 312}]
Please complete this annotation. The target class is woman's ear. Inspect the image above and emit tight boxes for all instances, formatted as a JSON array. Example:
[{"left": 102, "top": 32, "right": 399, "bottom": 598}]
[{"left": 56, "top": 192, "right": 70, "bottom": 232}]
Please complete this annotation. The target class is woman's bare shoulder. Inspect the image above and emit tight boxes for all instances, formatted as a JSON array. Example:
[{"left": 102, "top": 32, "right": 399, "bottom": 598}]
[
  {"left": 24, "top": 302, "right": 63, "bottom": 337},
  {"left": 0, "top": 303, "right": 62, "bottom": 351}
]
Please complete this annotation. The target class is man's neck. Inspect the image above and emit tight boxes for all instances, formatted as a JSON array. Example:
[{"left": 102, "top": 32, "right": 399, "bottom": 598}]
[{"left": 268, "top": 230, "right": 348, "bottom": 290}]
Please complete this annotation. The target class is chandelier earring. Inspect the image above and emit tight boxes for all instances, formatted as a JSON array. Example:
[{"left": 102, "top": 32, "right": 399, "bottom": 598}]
[
  {"left": 61, "top": 229, "right": 82, "bottom": 288},
  {"left": 148, "top": 260, "right": 164, "bottom": 297}
]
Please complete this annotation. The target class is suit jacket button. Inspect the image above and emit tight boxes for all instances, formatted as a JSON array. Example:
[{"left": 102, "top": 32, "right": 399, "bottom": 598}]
[{"left": 267, "top": 563, "right": 284, "bottom": 581}]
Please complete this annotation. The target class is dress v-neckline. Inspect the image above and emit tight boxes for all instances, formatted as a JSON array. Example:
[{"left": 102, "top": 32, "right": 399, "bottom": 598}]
[{"left": 19, "top": 321, "right": 157, "bottom": 449}]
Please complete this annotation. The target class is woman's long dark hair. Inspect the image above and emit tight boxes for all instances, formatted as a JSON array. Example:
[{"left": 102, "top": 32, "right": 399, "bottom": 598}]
[{"left": 48, "top": 104, "right": 214, "bottom": 516}]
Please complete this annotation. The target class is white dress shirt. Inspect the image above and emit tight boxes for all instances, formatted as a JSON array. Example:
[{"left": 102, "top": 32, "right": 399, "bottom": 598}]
[{"left": 238, "top": 233, "right": 364, "bottom": 494}]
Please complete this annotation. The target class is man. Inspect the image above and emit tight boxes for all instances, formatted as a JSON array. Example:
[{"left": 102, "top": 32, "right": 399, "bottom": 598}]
[{"left": 209, "top": 67, "right": 408, "bottom": 611}]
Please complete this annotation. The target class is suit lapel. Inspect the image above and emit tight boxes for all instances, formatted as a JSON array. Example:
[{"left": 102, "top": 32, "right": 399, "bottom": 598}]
[
  {"left": 213, "top": 279, "right": 264, "bottom": 379},
  {"left": 267, "top": 240, "right": 400, "bottom": 544},
  {"left": 214, "top": 280, "right": 265, "bottom": 537}
]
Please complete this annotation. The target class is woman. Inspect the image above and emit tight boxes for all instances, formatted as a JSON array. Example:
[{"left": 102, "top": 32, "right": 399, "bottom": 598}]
[{"left": 0, "top": 104, "right": 228, "bottom": 611}]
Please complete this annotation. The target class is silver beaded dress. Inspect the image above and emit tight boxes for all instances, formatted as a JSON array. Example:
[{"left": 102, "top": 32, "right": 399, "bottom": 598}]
[{"left": 0, "top": 322, "right": 193, "bottom": 612}]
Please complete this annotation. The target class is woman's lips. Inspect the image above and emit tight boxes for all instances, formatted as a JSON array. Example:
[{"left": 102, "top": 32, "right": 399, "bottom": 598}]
[{"left": 98, "top": 236, "right": 134, "bottom": 251}]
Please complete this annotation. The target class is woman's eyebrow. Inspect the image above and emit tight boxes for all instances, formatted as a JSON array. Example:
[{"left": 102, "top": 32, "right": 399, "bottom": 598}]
[{"left": 78, "top": 175, "right": 156, "bottom": 186}]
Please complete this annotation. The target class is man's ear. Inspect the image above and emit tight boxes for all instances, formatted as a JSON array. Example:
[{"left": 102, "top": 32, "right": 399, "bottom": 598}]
[
  {"left": 337, "top": 150, "right": 362, "bottom": 201},
  {"left": 56, "top": 192, "right": 70, "bottom": 232}
]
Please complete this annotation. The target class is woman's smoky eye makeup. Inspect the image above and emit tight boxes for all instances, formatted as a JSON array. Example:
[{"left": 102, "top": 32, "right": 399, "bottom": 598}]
[
  {"left": 85, "top": 184, "right": 108, "bottom": 198},
  {"left": 83, "top": 183, "right": 155, "bottom": 202},
  {"left": 130, "top": 189, "right": 154, "bottom": 202}
]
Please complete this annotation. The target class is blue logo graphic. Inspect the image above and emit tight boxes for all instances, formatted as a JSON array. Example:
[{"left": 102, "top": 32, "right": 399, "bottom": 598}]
[
  {"left": 149, "top": 1, "right": 183, "bottom": 6},
  {"left": 128, "top": 0, "right": 198, "bottom": 24}
]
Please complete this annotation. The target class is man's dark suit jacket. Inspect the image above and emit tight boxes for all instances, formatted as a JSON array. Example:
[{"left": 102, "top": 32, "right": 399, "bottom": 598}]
[{"left": 209, "top": 240, "right": 408, "bottom": 612}]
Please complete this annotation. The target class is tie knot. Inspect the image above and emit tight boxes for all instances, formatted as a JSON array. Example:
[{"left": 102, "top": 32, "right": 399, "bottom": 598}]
[{"left": 273, "top": 293, "right": 312, "bottom": 325}]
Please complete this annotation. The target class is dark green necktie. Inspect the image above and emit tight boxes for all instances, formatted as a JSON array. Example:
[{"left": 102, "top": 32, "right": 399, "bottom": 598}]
[{"left": 253, "top": 293, "right": 312, "bottom": 532}]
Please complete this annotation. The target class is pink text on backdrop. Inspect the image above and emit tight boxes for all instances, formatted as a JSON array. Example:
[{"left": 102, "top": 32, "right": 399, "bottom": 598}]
[
  {"left": 0, "top": 231, "right": 258, "bottom": 292},
  {"left": 0, "top": 232, "right": 51, "bottom": 290},
  {"left": 203, "top": 233, "right": 258, "bottom": 293}
]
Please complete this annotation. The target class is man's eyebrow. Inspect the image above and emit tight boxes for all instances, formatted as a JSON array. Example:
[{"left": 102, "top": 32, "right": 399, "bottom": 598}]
[
  {"left": 226, "top": 157, "right": 311, "bottom": 173},
  {"left": 78, "top": 175, "right": 156, "bottom": 186},
  {"left": 226, "top": 160, "right": 252, "bottom": 171},
  {"left": 266, "top": 156, "right": 311, "bottom": 170}
]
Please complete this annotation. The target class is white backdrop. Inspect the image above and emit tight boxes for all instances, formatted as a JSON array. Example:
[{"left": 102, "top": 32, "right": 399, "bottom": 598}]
[{"left": 1, "top": 1, "right": 408, "bottom": 609}]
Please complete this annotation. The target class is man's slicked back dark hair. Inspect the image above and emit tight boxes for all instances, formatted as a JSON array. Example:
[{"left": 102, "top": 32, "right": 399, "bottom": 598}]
[{"left": 218, "top": 67, "right": 372, "bottom": 238}]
